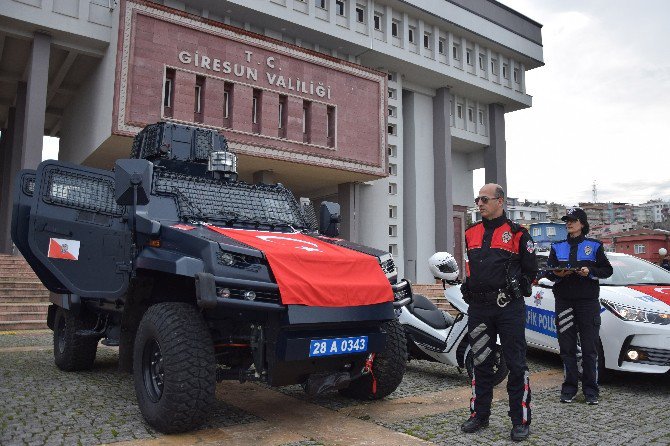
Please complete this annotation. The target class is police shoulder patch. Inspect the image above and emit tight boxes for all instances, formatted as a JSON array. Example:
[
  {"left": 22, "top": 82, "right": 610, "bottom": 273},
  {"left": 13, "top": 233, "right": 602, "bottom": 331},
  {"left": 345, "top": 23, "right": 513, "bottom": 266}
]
[
  {"left": 526, "top": 240, "right": 535, "bottom": 253},
  {"left": 584, "top": 245, "right": 592, "bottom": 256},
  {"left": 502, "top": 231, "right": 512, "bottom": 243}
]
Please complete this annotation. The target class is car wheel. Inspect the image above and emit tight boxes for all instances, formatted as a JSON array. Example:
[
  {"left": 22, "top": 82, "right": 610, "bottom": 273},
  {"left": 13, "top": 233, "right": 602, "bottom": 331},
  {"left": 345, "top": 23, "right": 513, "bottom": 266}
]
[
  {"left": 465, "top": 344, "right": 509, "bottom": 386},
  {"left": 53, "top": 307, "right": 99, "bottom": 371},
  {"left": 133, "top": 302, "right": 216, "bottom": 433},
  {"left": 339, "top": 320, "right": 407, "bottom": 400}
]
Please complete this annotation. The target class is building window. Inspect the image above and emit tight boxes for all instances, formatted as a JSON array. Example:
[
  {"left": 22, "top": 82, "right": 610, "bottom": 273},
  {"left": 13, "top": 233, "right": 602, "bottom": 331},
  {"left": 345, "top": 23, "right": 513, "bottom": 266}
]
[
  {"left": 408, "top": 26, "right": 415, "bottom": 43},
  {"left": 423, "top": 32, "right": 431, "bottom": 49},
  {"left": 388, "top": 163, "right": 397, "bottom": 175},
  {"left": 327, "top": 105, "right": 335, "bottom": 146},
  {"left": 438, "top": 38, "right": 445, "bottom": 54},
  {"left": 634, "top": 244, "right": 646, "bottom": 254},
  {"left": 388, "top": 144, "right": 397, "bottom": 157},
  {"left": 194, "top": 85, "right": 202, "bottom": 113},
  {"left": 513, "top": 68, "right": 519, "bottom": 82},
  {"left": 388, "top": 72, "right": 395, "bottom": 81},
  {"left": 389, "top": 206, "right": 397, "bottom": 219},
  {"left": 389, "top": 225, "right": 398, "bottom": 236},
  {"left": 389, "top": 244, "right": 398, "bottom": 255},
  {"left": 374, "top": 13, "right": 382, "bottom": 30},
  {"left": 356, "top": 5, "right": 365, "bottom": 23},
  {"left": 315, "top": 0, "right": 326, "bottom": 9},
  {"left": 388, "top": 87, "right": 397, "bottom": 99},
  {"left": 389, "top": 183, "right": 397, "bottom": 195},
  {"left": 223, "top": 91, "right": 230, "bottom": 118},
  {"left": 163, "top": 78, "right": 173, "bottom": 107},
  {"left": 491, "top": 59, "right": 497, "bottom": 73},
  {"left": 452, "top": 44, "right": 460, "bottom": 61},
  {"left": 278, "top": 102, "right": 283, "bottom": 129},
  {"left": 388, "top": 124, "right": 396, "bottom": 135},
  {"left": 388, "top": 106, "right": 396, "bottom": 117},
  {"left": 252, "top": 89, "right": 261, "bottom": 132},
  {"left": 278, "top": 95, "right": 287, "bottom": 137},
  {"left": 252, "top": 96, "right": 258, "bottom": 124},
  {"left": 456, "top": 104, "right": 463, "bottom": 119},
  {"left": 478, "top": 53, "right": 485, "bottom": 70},
  {"left": 335, "top": 0, "right": 345, "bottom": 16},
  {"left": 503, "top": 63, "right": 509, "bottom": 79},
  {"left": 478, "top": 110, "right": 484, "bottom": 125},
  {"left": 546, "top": 227, "right": 556, "bottom": 236},
  {"left": 391, "top": 20, "right": 399, "bottom": 37},
  {"left": 466, "top": 49, "right": 472, "bottom": 65},
  {"left": 303, "top": 100, "right": 311, "bottom": 142},
  {"left": 532, "top": 227, "right": 541, "bottom": 237},
  {"left": 467, "top": 108, "right": 473, "bottom": 122}
]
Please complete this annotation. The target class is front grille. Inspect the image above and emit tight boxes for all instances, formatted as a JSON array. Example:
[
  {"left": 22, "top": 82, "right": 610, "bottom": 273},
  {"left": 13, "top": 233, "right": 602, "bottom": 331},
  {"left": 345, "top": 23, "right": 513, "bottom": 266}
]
[
  {"left": 226, "top": 288, "right": 281, "bottom": 304},
  {"left": 630, "top": 345, "right": 670, "bottom": 366}
]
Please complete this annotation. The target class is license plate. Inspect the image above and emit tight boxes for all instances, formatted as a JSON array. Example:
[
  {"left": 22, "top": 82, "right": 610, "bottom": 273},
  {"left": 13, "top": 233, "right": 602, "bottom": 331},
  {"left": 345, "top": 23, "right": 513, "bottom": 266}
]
[{"left": 309, "top": 336, "right": 368, "bottom": 357}]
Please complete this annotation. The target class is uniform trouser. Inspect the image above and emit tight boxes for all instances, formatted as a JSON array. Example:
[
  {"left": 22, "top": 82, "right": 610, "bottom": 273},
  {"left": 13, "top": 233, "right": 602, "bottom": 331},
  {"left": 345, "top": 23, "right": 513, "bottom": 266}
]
[
  {"left": 468, "top": 298, "right": 531, "bottom": 425},
  {"left": 555, "top": 298, "right": 601, "bottom": 398}
]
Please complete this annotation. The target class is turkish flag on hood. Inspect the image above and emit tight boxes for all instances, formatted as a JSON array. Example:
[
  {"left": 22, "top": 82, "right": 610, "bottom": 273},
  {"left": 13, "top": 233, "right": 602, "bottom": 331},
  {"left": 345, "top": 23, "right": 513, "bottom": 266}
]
[
  {"left": 207, "top": 227, "right": 394, "bottom": 307},
  {"left": 627, "top": 286, "right": 670, "bottom": 307}
]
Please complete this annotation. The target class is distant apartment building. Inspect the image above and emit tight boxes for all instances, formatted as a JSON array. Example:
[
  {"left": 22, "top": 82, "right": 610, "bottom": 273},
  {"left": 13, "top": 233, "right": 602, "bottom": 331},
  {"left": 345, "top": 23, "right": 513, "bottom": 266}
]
[
  {"left": 608, "top": 228, "right": 670, "bottom": 263},
  {"left": 639, "top": 200, "right": 670, "bottom": 224},
  {"left": 529, "top": 222, "right": 567, "bottom": 250},
  {"left": 546, "top": 202, "right": 567, "bottom": 222},
  {"left": 469, "top": 197, "right": 548, "bottom": 224}
]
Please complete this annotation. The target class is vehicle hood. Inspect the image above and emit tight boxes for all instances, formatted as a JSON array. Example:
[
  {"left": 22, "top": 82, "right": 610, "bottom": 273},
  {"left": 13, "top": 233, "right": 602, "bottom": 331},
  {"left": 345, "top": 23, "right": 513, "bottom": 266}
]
[
  {"left": 207, "top": 226, "right": 394, "bottom": 307},
  {"left": 600, "top": 285, "right": 670, "bottom": 312}
]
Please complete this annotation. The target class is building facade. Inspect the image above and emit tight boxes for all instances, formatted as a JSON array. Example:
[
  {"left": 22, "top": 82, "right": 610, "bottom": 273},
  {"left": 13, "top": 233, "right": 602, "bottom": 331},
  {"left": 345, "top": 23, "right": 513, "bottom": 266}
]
[
  {"left": 0, "top": 0, "right": 544, "bottom": 283},
  {"left": 528, "top": 221, "right": 566, "bottom": 251},
  {"left": 609, "top": 229, "right": 670, "bottom": 264}
]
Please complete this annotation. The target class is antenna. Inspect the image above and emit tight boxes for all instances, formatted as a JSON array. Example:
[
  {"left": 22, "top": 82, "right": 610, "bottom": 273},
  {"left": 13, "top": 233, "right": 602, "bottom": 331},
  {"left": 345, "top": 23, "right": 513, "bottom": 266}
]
[{"left": 592, "top": 181, "right": 598, "bottom": 203}]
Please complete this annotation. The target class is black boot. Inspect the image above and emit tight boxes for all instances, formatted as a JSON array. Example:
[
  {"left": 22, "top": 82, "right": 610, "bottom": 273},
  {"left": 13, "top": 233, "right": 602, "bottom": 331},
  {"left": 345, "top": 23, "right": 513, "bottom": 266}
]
[
  {"left": 461, "top": 416, "right": 489, "bottom": 433},
  {"left": 511, "top": 424, "right": 530, "bottom": 441}
]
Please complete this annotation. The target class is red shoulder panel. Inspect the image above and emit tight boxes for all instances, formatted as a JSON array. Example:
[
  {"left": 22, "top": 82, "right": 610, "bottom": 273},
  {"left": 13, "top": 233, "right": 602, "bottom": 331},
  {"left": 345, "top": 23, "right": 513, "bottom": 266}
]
[
  {"left": 490, "top": 223, "right": 522, "bottom": 254},
  {"left": 465, "top": 223, "right": 485, "bottom": 250}
]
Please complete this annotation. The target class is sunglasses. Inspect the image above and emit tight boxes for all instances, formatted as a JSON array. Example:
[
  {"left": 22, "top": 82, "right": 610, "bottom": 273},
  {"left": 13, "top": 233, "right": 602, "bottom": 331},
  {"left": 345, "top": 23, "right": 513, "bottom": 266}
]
[{"left": 474, "top": 196, "right": 500, "bottom": 204}]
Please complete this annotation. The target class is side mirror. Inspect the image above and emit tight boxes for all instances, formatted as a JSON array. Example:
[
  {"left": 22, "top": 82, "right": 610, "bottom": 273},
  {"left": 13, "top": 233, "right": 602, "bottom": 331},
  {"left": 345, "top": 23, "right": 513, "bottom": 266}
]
[
  {"left": 114, "top": 159, "right": 153, "bottom": 206},
  {"left": 537, "top": 277, "right": 554, "bottom": 288},
  {"left": 319, "top": 201, "right": 340, "bottom": 237}
]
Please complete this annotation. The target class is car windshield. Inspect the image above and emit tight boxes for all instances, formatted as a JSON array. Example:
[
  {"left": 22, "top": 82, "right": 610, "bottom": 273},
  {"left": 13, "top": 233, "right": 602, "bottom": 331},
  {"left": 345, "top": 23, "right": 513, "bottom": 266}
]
[{"left": 602, "top": 254, "right": 670, "bottom": 286}]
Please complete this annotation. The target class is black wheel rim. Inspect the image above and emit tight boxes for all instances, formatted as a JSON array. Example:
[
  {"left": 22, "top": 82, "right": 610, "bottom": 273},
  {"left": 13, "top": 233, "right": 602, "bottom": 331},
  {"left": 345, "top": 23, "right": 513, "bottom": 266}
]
[
  {"left": 56, "top": 315, "right": 66, "bottom": 354},
  {"left": 142, "top": 339, "right": 164, "bottom": 403}
]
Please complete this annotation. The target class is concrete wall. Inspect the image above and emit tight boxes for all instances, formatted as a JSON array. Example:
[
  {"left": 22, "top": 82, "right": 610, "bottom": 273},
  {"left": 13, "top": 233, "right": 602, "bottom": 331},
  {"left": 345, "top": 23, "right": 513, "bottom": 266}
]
[{"left": 58, "top": 7, "right": 120, "bottom": 163}]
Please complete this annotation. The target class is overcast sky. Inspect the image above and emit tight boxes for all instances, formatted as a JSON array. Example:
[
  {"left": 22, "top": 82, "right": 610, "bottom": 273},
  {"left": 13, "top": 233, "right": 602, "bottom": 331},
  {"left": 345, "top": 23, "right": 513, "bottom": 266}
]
[
  {"left": 474, "top": 0, "right": 670, "bottom": 206},
  {"left": 43, "top": 1, "right": 669, "bottom": 207}
]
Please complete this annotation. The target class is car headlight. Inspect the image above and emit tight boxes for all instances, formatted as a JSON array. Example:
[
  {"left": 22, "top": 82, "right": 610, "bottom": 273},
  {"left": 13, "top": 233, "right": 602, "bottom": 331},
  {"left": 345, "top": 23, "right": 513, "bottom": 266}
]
[{"left": 601, "top": 299, "right": 670, "bottom": 325}]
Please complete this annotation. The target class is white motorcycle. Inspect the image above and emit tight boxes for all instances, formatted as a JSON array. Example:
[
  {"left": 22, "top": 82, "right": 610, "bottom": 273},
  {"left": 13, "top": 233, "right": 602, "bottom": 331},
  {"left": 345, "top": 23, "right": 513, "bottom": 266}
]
[{"left": 398, "top": 252, "right": 508, "bottom": 385}]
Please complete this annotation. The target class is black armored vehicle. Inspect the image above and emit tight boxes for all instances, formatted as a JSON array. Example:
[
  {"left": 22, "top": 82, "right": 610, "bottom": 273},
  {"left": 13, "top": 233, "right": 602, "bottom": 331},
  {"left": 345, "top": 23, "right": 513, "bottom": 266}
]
[{"left": 11, "top": 122, "right": 411, "bottom": 433}]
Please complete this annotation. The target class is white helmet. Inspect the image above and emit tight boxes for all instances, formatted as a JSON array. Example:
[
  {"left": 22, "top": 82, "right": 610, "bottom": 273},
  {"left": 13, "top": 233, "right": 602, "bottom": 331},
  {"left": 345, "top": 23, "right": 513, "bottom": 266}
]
[{"left": 428, "top": 252, "right": 459, "bottom": 281}]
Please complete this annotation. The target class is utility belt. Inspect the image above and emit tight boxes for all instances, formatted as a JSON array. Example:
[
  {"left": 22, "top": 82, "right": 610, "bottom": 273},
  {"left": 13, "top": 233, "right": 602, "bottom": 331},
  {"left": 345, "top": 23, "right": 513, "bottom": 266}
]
[{"left": 465, "top": 288, "right": 514, "bottom": 307}]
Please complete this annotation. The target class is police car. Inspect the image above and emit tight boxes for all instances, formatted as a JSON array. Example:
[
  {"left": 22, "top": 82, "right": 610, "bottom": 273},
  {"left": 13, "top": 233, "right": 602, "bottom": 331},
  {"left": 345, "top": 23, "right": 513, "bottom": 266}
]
[{"left": 528, "top": 251, "right": 670, "bottom": 375}]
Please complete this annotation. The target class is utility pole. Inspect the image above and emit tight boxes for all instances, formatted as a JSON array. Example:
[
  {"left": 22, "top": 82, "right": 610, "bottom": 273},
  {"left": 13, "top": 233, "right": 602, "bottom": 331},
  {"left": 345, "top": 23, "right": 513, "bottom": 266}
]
[{"left": 592, "top": 181, "right": 598, "bottom": 203}]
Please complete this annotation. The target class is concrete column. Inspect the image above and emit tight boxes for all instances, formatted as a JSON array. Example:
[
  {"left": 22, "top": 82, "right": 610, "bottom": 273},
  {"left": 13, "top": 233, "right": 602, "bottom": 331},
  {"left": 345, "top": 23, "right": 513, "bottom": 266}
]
[
  {"left": 21, "top": 32, "right": 51, "bottom": 170},
  {"left": 485, "top": 103, "right": 506, "bottom": 192},
  {"left": 0, "top": 90, "right": 24, "bottom": 254},
  {"left": 433, "top": 87, "right": 454, "bottom": 254},
  {"left": 338, "top": 182, "right": 359, "bottom": 242},
  {"left": 0, "top": 124, "right": 12, "bottom": 254}
]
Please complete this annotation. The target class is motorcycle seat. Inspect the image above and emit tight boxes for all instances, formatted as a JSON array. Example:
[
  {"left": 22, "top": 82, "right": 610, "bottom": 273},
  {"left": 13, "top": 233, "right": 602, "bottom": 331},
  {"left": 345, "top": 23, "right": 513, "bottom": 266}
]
[{"left": 410, "top": 294, "right": 454, "bottom": 330}]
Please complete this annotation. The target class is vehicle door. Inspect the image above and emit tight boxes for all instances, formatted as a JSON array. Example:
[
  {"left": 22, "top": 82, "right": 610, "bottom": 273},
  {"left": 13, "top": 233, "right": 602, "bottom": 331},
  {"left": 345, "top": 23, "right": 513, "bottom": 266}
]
[
  {"left": 524, "top": 254, "right": 560, "bottom": 351},
  {"left": 27, "top": 161, "right": 132, "bottom": 299}
]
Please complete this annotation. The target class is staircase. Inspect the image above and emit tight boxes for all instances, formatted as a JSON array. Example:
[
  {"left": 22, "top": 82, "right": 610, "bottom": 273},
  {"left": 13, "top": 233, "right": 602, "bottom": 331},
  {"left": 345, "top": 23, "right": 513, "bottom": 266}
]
[
  {"left": 0, "top": 254, "right": 50, "bottom": 331},
  {"left": 413, "top": 282, "right": 454, "bottom": 312}
]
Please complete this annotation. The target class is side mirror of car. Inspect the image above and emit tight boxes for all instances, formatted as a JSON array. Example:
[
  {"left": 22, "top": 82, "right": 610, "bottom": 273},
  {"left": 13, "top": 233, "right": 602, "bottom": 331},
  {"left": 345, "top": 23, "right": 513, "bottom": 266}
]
[
  {"left": 537, "top": 277, "right": 554, "bottom": 288},
  {"left": 319, "top": 201, "right": 340, "bottom": 237},
  {"left": 114, "top": 159, "right": 153, "bottom": 206}
]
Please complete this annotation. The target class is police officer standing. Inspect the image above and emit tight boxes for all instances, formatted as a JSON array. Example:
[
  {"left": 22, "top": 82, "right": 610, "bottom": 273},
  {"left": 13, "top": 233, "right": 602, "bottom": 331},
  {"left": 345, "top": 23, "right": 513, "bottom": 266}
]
[
  {"left": 460, "top": 184, "right": 537, "bottom": 442},
  {"left": 546, "top": 208, "right": 612, "bottom": 405}
]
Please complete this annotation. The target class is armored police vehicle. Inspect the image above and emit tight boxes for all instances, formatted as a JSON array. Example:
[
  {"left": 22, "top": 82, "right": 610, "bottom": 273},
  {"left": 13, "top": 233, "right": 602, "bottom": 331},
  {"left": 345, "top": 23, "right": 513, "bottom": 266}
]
[{"left": 11, "top": 122, "right": 411, "bottom": 433}]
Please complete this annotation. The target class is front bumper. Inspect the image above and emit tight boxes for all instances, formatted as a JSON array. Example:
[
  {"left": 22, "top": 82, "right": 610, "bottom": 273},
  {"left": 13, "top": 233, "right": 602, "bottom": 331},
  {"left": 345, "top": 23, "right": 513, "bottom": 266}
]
[{"left": 600, "top": 310, "right": 670, "bottom": 373}]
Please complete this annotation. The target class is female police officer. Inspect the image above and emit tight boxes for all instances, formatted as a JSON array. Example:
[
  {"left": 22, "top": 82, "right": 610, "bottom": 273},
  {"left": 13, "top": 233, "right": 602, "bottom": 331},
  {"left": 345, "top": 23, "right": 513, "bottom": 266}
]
[{"left": 546, "top": 208, "right": 612, "bottom": 405}]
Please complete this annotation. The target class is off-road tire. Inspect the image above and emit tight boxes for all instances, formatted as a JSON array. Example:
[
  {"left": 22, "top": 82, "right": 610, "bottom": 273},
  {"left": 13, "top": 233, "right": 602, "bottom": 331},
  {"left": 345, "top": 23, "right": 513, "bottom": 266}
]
[
  {"left": 339, "top": 320, "right": 407, "bottom": 400},
  {"left": 53, "top": 307, "right": 99, "bottom": 371},
  {"left": 133, "top": 302, "right": 216, "bottom": 433},
  {"left": 465, "top": 344, "right": 508, "bottom": 386}
]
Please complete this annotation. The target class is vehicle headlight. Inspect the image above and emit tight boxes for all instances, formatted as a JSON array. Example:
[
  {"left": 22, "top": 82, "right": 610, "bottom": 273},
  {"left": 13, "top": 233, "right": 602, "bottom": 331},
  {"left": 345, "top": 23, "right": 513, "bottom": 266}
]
[{"left": 601, "top": 299, "right": 670, "bottom": 325}]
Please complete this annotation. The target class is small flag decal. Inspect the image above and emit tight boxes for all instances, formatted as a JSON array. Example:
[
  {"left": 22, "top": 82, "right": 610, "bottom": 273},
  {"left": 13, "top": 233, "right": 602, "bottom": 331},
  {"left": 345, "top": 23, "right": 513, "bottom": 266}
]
[{"left": 47, "top": 238, "right": 80, "bottom": 261}]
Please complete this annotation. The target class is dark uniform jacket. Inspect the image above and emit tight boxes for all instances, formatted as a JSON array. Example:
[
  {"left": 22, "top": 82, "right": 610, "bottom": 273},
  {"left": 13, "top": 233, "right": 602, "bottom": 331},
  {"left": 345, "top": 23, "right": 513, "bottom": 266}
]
[
  {"left": 464, "top": 214, "right": 538, "bottom": 295},
  {"left": 546, "top": 235, "right": 613, "bottom": 301}
]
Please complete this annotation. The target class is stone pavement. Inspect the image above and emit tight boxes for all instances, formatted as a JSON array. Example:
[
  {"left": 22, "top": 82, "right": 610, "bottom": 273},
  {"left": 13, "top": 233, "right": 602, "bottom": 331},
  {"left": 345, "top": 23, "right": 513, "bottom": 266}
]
[{"left": 0, "top": 330, "right": 669, "bottom": 446}]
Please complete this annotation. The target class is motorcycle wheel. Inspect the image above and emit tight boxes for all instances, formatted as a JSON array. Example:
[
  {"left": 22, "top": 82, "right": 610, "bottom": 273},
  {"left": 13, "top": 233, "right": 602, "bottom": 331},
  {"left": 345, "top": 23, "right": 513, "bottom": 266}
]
[{"left": 465, "top": 344, "right": 509, "bottom": 386}]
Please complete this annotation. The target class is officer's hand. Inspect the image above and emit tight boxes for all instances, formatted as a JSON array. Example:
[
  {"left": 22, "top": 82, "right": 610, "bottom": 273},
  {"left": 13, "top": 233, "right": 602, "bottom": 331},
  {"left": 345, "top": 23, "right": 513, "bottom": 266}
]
[
  {"left": 553, "top": 269, "right": 573, "bottom": 277},
  {"left": 577, "top": 267, "right": 590, "bottom": 277}
]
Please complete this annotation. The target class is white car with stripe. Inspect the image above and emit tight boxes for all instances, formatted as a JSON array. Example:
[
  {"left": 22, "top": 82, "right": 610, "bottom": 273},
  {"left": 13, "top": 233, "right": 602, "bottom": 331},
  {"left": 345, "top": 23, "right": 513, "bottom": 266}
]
[{"left": 527, "top": 252, "right": 670, "bottom": 375}]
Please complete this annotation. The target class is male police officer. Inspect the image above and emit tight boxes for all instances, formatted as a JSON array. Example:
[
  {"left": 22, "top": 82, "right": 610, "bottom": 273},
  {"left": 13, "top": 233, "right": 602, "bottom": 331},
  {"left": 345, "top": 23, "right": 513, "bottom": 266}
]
[
  {"left": 546, "top": 208, "right": 612, "bottom": 405},
  {"left": 460, "top": 184, "right": 537, "bottom": 442}
]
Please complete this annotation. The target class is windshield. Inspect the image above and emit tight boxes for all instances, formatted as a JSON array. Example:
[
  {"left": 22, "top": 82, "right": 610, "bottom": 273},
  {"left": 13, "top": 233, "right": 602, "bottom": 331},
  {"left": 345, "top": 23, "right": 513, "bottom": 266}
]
[{"left": 602, "top": 254, "right": 670, "bottom": 286}]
